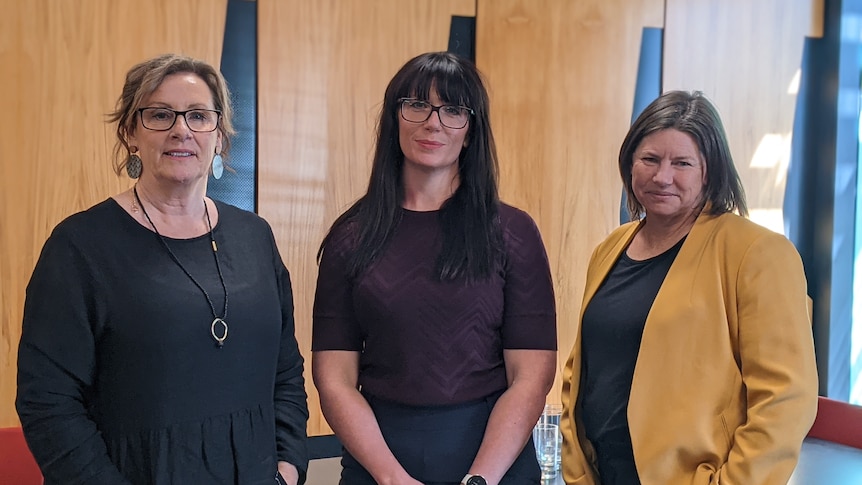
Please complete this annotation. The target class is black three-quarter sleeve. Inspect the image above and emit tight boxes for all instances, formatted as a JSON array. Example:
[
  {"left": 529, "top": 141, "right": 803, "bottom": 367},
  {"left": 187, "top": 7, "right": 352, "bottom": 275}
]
[
  {"left": 270, "top": 230, "right": 310, "bottom": 483},
  {"left": 16, "top": 223, "right": 132, "bottom": 484}
]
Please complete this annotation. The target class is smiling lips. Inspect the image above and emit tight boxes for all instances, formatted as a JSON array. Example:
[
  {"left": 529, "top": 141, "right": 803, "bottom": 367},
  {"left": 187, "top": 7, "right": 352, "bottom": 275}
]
[
  {"left": 415, "top": 140, "right": 443, "bottom": 149},
  {"left": 165, "top": 150, "right": 195, "bottom": 157},
  {"left": 649, "top": 190, "right": 677, "bottom": 199}
]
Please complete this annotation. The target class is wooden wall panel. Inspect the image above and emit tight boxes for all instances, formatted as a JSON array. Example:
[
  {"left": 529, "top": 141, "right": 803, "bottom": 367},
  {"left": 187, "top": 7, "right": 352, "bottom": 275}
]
[
  {"left": 476, "top": 0, "right": 664, "bottom": 404},
  {"left": 0, "top": 0, "right": 226, "bottom": 427},
  {"left": 663, "top": 0, "right": 824, "bottom": 233},
  {"left": 2, "top": 0, "right": 827, "bottom": 442},
  {"left": 257, "top": 0, "right": 476, "bottom": 436}
]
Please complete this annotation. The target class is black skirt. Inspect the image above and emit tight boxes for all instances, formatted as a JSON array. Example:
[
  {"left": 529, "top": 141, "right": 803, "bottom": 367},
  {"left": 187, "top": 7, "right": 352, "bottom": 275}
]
[{"left": 340, "top": 390, "right": 540, "bottom": 485}]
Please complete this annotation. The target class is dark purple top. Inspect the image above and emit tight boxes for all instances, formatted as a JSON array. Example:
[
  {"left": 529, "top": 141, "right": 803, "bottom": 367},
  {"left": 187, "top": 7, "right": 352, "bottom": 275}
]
[{"left": 312, "top": 203, "right": 556, "bottom": 406}]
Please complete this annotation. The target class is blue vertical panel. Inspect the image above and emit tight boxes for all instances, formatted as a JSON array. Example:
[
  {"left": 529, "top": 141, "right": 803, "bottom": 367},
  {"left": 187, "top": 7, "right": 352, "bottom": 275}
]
[
  {"left": 828, "top": 0, "right": 860, "bottom": 402},
  {"left": 842, "top": 1, "right": 862, "bottom": 405},
  {"left": 787, "top": 30, "right": 837, "bottom": 398},
  {"left": 854, "top": 88, "right": 862, "bottom": 404},
  {"left": 786, "top": 0, "right": 860, "bottom": 400},
  {"left": 209, "top": 0, "right": 256, "bottom": 212},
  {"left": 621, "top": 27, "right": 663, "bottom": 224},
  {"left": 784, "top": 40, "right": 815, "bottom": 253},
  {"left": 448, "top": 16, "right": 476, "bottom": 61}
]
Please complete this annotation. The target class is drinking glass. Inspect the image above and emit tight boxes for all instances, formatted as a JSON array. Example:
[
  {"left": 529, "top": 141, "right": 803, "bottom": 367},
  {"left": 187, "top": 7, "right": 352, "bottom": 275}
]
[
  {"left": 539, "top": 404, "right": 563, "bottom": 471},
  {"left": 533, "top": 423, "right": 559, "bottom": 479}
]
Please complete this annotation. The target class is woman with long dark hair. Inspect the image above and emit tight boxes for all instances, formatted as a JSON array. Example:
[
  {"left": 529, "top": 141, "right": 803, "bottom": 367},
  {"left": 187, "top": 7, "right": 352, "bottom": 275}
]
[{"left": 312, "top": 52, "right": 557, "bottom": 485}]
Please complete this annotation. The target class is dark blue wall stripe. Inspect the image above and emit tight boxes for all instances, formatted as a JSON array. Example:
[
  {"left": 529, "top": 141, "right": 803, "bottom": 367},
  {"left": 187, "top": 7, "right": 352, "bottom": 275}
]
[
  {"left": 787, "top": 32, "right": 835, "bottom": 397},
  {"left": 448, "top": 16, "right": 476, "bottom": 61},
  {"left": 209, "top": 0, "right": 257, "bottom": 213}
]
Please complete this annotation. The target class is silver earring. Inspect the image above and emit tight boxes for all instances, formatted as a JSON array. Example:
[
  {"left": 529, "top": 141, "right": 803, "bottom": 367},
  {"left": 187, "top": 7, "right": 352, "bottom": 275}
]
[
  {"left": 212, "top": 153, "right": 224, "bottom": 180},
  {"left": 127, "top": 154, "right": 142, "bottom": 179}
]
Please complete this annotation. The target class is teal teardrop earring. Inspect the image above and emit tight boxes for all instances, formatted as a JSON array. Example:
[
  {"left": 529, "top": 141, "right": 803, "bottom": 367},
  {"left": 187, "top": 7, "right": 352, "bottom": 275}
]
[{"left": 212, "top": 152, "right": 224, "bottom": 180}]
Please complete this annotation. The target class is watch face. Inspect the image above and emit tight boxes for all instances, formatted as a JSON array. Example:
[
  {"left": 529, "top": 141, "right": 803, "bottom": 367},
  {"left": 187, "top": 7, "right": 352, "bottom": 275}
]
[{"left": 466, "top": 477, "right": 487, "bottom": 485}]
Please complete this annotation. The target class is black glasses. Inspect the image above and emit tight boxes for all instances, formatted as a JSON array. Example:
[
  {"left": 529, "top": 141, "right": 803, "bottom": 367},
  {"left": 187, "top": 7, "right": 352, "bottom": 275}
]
[
  {"left": 398, "top": 98, "right": 473, "bottom": 129},
  {"left": 137, "top": 107, "right": 221, "bottom": 132}
]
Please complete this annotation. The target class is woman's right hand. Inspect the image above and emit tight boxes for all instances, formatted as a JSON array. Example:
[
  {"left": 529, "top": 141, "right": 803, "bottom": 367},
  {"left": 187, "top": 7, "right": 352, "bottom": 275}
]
[
  {"left": 377, "top": 474, "right": 425, "bottom": 485},
  {"left": 313, "top": 350, "right": 420, "bottom": 485}
]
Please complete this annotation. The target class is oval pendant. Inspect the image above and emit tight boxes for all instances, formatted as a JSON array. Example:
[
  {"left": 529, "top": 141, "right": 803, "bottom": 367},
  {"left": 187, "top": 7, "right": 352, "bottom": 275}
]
[{"left": 211, "top": 317, "right": 228, "bottom": 348}]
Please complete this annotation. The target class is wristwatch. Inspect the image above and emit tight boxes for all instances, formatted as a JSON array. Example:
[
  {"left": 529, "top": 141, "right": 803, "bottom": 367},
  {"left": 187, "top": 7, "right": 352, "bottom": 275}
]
[{"left": 461, "top": 474, "right": 487, "bottom": 485}]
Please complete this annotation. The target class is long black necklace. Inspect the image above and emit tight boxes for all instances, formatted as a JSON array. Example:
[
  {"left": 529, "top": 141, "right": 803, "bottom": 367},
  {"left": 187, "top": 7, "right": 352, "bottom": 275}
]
[{"left": 133, "top": 186, "right": 229, "bottom": 348}]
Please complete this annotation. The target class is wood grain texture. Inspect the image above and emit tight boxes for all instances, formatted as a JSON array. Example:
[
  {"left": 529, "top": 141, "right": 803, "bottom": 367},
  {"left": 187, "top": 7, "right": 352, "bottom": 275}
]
[
  {"left": 663, "top": 0, "right": 824, "bottom": 233},
  {"left": 0, "top": 0, "right": 828, "bottom": 442},
  {"left": 0, "top": 0, "right": 226, "bottom": 427},
  {"left": 476, "top": 0, "right": 664, "bottom": 404},
  {"left": 257, "top": 0, "right": 476, "bottom": 436}
]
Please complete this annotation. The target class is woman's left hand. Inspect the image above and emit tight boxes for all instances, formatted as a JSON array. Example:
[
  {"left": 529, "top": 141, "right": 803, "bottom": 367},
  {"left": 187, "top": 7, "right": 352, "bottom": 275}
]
[
  {"left": 277, "top": 461, "right": 299, "bottom": 485},
  {"left": 468, "top": 349, "right": 556, "bottom": 484}
]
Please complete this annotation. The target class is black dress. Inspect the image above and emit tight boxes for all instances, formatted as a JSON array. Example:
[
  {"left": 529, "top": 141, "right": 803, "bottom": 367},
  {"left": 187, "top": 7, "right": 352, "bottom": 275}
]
[{"left": 16, "top": 199, "right": 309, "bottom": 485}]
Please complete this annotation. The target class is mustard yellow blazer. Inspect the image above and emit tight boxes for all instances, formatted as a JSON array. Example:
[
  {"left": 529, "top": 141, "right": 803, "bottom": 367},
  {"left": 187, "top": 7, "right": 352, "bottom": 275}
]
[{"left": 561, "top": 211, "right": 818, "bottom": 485}]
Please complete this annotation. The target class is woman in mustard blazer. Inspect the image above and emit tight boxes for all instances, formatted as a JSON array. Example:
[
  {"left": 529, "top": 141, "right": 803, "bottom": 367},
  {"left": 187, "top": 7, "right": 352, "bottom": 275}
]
[{"left": 560, "top": 91, "right": 818, "bottom": 485}]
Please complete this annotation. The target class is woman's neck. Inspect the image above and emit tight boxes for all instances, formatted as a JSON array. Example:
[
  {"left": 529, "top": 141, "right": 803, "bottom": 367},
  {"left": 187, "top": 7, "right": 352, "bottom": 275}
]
[
  {"left": 134, "top": 179, "right": 206, "bottom": 217},
  {"left": 628, "top": 211, "right": 698, "bottom": 260},
  {"left": 130, "top": 180, "right": 212, "bottom": 238},
  {"left": 401, "top": 166, "right": 460, "bottom": 211}
]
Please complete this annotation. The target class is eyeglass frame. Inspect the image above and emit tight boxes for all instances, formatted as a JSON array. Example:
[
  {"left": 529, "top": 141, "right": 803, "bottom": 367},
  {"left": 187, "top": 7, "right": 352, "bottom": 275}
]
[
  {"left": 137, "top": 107, "right": 222, "bottom": 133},
  {"left": 397, "top": 97, "right": 474, "bottom": 129}
]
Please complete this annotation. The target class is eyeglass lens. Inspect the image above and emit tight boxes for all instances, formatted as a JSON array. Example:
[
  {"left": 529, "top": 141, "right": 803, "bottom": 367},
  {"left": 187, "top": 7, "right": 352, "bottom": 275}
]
[
  {"left": 140, "top": 108, "right": 218, "bottom": 132},
  {"left": 400, "top": 100, "right": 469, "bottom": 129}
]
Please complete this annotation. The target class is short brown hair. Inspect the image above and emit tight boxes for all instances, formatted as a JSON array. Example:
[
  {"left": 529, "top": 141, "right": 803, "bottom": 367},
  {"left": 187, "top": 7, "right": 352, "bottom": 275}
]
[
  {"left": 618, "top": 90, "right": 748, "bottom": 219},
  {"left": 107, "top": 54, "right": 235, "bottom": 176}
]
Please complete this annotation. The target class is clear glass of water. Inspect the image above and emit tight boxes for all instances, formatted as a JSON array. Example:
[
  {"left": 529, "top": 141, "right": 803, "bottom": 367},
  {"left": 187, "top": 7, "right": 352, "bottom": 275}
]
[
  {"left": 533, "top": 423, "right": 559, "bottom": 479},
  {"left": 539, "top": 404, "right": 563, "bottom": 471}
]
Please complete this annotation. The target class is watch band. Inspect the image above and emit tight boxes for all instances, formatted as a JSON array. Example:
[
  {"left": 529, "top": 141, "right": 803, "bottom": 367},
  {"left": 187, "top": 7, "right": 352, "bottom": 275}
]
[{"left": 461, "top": 474, "right": 488, "bottom": 485}]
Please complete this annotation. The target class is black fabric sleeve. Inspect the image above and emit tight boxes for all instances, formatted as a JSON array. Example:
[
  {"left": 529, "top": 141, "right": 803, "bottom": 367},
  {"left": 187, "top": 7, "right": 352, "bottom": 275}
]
[
  {"left": 270, "top": 232, "right": 309, "bottom": 484},
  {"left": 311, "top": 225, "right": 363, "bottom": 352},
  {"left": 500, "top": 207, "right": 557, "bottom": 350},
  {"left": 15, "top": 224, "right": 132, "bottom": 484}
]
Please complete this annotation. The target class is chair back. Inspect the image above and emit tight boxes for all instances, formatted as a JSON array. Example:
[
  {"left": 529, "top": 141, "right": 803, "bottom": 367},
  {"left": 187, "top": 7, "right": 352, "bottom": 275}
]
[
  {"left": 807, "top": 396, "right": 862, "bottom": 449},
  {"left": 0, "top": 427, "right": 43, "bottom": 484}
]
